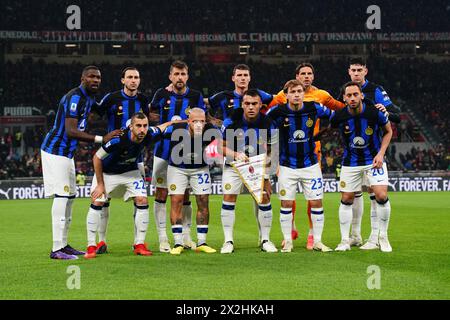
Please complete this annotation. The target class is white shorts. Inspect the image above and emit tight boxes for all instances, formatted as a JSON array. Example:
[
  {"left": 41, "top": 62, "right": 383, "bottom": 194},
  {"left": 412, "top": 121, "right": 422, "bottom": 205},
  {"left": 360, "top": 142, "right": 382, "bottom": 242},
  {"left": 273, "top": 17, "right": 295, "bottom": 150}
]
[
  {"left": 167, "top": 166, "right": 211, "bottom": 195},
  {"left": 152, "top": 156, "right": 168, "bottom": 188},
  {"left": 222, "top": 165, "right": 244, "bottom": 195},
  {"left": 339, "top": 163, "right": 389, "bottom": 192},
  {"left": 91, "top": 170, "right": 147, "bottom": 202},
  {"left": 278, "top": 163, "right": 324, "bottom": 201},
  {"left": 41, "top": 150, "right": 76, "bottom": 197}
]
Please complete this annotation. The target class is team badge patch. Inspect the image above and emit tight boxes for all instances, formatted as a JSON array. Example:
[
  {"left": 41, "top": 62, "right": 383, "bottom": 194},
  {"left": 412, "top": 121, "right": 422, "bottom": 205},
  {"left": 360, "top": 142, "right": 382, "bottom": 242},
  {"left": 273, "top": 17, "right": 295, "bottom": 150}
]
[
  {"left": 185, "top": 106, "right": 191, "bottom": 115},
  {"left": 170, "top": 184, "right": 177, "bottom": 191},
  {"left": 225, "top": 183, "right": 232, "bottom": 191},
  {"left": 306, "top": 118, "right": 314, "bottom": 127},
  {"left": 280, "top": 189, "right": 286, "bottom": 196},
  {"left": 64, "top": 185, "right": 69, "bottom": 193},
  {"left": 340, "top": 181, "right": 346, "bottom": 188},
  {"left": 365, "top": 127, "right": 373, "bottom": 135},
  {"left": 157, "top": 177, "right": 164, "bottom": 184}
]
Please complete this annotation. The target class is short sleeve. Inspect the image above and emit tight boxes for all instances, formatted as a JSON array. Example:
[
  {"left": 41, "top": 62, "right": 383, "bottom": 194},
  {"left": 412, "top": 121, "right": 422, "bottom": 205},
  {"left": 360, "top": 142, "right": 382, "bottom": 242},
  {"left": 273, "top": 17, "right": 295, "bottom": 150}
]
[
  {"left": 65, "top": 94, "right": 81, "bottom": 118},
  {"left": 101, "top": 137, "right": 120, "bottom": 154},
  {"left": 375, "top": 87, "right": 392, "bottom": 106},
  {"left": 257, "top": 89, "right": 274, "bottom": 105},
  {"left": 377, "top": 110, "right": 389, "bottom": 126}
]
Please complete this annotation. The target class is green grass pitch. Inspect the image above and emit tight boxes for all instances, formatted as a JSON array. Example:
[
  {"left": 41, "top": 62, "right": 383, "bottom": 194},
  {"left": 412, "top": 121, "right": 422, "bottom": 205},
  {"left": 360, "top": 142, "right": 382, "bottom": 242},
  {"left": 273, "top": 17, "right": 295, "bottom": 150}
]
[{"left": 0, "top": 192, "right": 449, "bottom": 300}]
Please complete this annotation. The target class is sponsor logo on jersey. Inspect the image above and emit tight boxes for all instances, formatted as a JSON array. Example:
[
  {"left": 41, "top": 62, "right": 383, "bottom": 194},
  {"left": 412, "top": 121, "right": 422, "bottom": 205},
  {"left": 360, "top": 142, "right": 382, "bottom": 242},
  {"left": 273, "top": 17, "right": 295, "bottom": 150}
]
[
  {"left": 351, "top": 136, "right": 367, "bottom": 148},
  {"left": 289, "top": 130, "right": 308, "bottom": 143}
]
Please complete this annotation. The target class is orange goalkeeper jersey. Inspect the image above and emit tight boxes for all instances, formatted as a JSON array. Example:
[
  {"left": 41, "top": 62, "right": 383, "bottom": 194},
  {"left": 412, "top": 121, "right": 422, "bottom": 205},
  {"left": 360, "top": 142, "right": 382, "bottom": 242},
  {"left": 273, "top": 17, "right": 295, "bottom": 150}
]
[{"left": 270, "top": 86, "right": 345, "bottom": 161}]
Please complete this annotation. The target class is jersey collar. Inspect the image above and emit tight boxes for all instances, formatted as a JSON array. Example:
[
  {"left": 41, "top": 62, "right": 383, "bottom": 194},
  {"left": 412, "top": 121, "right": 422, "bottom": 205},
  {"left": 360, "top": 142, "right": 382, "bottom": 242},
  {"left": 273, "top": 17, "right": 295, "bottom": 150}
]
[
  {"left": 121, "top": 89, "right": 138, "bottom": 100},
  {"left": 361, "top": 80, "right": 369, "bottom": 89},
  {"left": 173, "top": 87, "right": 190, "bottom": 97}
]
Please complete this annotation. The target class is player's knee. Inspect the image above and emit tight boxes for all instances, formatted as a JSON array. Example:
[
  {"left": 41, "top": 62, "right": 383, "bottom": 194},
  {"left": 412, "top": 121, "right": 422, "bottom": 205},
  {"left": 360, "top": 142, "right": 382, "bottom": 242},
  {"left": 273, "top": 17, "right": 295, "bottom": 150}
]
[
  {"left": 261, "top": 194, "right": 271, "bottom": 204},
  {"left": 309, "top": 199, "right": 322, "bottom": 208},
  {"left": 224, "top": 194, "right": 237, "bottom": 203},
  {"left": 281, "top": 200, "right": 294, "bottom": 209},
  {"left": 134, "top": 197, "right": 148, "bottom": 206},
  {"left": 155, "top": 188, "right": 168, "bottom": 201},
  {"left": 374, "top": 191, "right": 388, "bottom": 203},
  {"left": 341, "top": 193, "right": 354, "bottom": 204}
]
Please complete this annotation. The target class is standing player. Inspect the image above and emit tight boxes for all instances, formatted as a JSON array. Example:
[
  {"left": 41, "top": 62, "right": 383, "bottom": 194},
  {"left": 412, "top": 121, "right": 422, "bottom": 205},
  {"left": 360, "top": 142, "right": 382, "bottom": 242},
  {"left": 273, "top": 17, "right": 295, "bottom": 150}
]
[
  {"left": 165, "top": 108, "right": 220, "bottom": 255},
  {"left": 342, "top": 58, "right": 401, "bottom": 249},
  {"left": 331, "top": 82, "right": 393, "bottom": 252},
  {"left": 208, "top": 64, "right": 274, "bottom": 125},
  {"left": 208, "top": 64, "right": 274, "bottom": 241},
  {"left": 150, "top": 60, "right": 206, "bottom": 253},
  {"left": 219, "top": 89, "right": 278, "bottom": 254},
  {"left": 41, "top": 66, "right": 121, "bottom": 260},
  {"left": 267, "top": 80, "right": 333, "bottom": 252},
  {"left": 84, "top": 112, "right": 175, "bottom": 258},
  {"left": 271, "top": 62, "right": 345, "bottom": 249},
  {"left": 94, "top": 67, "right": 150, "bottom": 254}
]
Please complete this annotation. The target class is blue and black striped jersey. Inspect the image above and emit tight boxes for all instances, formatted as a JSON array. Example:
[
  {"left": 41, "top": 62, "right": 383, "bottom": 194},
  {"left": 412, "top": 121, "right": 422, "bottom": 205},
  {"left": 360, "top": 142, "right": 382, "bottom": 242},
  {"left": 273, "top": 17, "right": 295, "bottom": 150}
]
[
  {"left": 266, "top": 102, "right": 332, "bottom": 169},
  {"left": 150, "top": 87, "right": 205, "bottom": 160},
  {"left": 164, "top": 122, "right": 220, "bottom": 169},
  {"left": 99, "top": 127, "right": 161, "bottom": 174},
  {"left": 98, "top": 90, "right": 150, "bottom": 132},
  {"left": 330, "top": 103, "right": 389, "bottom": 167},
  {"left": 208, "top": 89, "right": 273, "bottom": 126},
  {"left": 221, "top": 109, "right": 277, "bottom": 166},
  {"left": 41, "top": 85, "right": 96, "bottom": 159}
]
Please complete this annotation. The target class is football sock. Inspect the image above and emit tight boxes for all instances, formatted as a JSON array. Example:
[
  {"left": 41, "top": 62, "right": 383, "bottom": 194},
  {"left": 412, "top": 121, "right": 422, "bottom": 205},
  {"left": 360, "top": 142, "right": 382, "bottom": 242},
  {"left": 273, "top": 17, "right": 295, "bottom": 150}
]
[
  {"left": 52, "top": 196, "right": 69, "bottom": 252},
  {"left": 172, "top": 224, "right": 183, "bottom": 246},
  {"left": 253, "top": 200, "right": 261, "bottom": 240},
  {"left": 280, "top": 207, "right": 293, "bottom": 241},
  {"left": 98, "top": 201, "right": 110, "bottom": 243},
  {"left": 351, "top": 193, "right": 364, "bottom": 238},
  {"left": 376, "top": 198, "right": 391, "bottom": 238},
  {"left": 87, "top": 204, "right": 102, "bottom": 247},
  {"left": 62, "top": 196, "right": 74, "bottom": 247},
  {"left": 197, "top": 225, "right": 208, "bottom": 246},
  {"left": 339, "top": 201, "right": 353, "bottom": 243},
  {"left": 307, "top": 201, "right": 313, "bottom": 235},
  {"left": 134, "top": 204, "right": 149, "bottom": 245},
  {"left": 311, "top": 207, "right": 325, "bottom": 244},
  {"left": 258, "top": 203, "right": 273, "bottom": 242},
  {"left": 221, "top": 201, "right": 235, "bottom": 243},
  {"left": 154, "top": 199, "right": 168, "bottom": 242},
  {"left": 369, "top": 193, "right": 380, "bottom": 243},
  {"left": 182, "top": 201, "right": 192, "bottom": 241}
]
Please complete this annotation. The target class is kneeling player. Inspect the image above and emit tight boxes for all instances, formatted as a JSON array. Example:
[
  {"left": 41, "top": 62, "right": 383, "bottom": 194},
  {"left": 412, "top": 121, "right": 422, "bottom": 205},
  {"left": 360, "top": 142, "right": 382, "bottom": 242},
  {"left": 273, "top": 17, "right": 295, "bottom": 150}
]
[
  {"left": 166, "top": 108, "right": 220, "bottom": 255},
  {"left": 331, "top": 82, "right": 393, "bottom": 252},
  {"left": 84, "top": 113, "right": 173, "bottom": 258}
]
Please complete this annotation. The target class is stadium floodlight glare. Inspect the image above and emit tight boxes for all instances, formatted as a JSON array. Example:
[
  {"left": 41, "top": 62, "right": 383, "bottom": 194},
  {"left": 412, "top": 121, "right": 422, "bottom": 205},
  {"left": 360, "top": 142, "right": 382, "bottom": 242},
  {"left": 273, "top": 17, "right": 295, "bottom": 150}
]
[
  {"left": 65, "top": 44, "right": 77, "bottom": 48},
  {"left": 159, "top": 44, "right": 165, "bottom": 49},
  {"left": 112, "top": 44, "right": 122, "bottom": 48},
  {"left": 416, "top": 45, "right": 421, "bottom": 49},
  {"left": 239, "top": 45, "right": 250, "bottom": 55}
]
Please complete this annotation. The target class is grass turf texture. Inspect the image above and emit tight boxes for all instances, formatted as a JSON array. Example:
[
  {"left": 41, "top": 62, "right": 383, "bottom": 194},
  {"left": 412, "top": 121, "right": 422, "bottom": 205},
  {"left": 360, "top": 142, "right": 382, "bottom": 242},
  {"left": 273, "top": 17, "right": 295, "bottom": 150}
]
[{"left": 0, "top": 192, "right": 449, "bottom": 300}]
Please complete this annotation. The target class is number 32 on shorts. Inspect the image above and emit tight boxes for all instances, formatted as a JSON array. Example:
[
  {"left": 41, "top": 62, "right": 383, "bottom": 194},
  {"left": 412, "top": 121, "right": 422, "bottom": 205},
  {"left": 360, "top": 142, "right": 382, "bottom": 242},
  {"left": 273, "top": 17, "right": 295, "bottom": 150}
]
[{"left": 197, "top": 173, "right": 210, "bottom": 184}]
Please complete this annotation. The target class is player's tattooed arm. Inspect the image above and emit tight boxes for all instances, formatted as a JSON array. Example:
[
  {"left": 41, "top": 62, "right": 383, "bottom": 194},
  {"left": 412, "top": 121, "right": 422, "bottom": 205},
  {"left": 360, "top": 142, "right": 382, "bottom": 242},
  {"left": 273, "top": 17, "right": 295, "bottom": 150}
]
[
  {"left": 206, "top": 113, "right": 223, "bottom": 127},
  {"left": 65, "top": 118, "right": 122, "bottom": 144},
  {"left": 373, "top": 122, "right": 393, "bottom": 169},
  {"left": 220, "top": 139, "right": 249, "bottom": 162}
]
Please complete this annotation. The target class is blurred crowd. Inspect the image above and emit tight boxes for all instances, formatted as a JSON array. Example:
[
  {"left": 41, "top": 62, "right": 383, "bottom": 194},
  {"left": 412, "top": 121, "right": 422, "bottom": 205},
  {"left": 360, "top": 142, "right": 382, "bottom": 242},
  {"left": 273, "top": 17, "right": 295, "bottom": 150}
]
[{"left": 1, "top": 0, "right": 449, "bottom": 32}]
